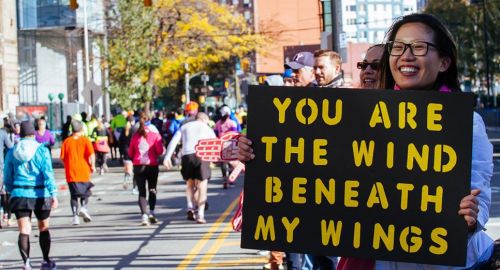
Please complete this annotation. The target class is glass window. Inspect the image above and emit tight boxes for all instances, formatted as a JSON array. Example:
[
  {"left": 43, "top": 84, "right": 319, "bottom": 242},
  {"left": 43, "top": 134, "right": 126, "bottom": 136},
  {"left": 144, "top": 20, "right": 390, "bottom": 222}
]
[{"left": 17, "top": 0, "right": 77, "bottom": 29}]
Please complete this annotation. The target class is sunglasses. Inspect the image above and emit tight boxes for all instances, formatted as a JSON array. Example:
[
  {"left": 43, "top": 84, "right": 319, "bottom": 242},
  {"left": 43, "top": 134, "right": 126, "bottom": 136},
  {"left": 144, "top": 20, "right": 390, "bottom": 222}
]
[{"left": 357, "top": 62, "right": 380, "bottom": 70}]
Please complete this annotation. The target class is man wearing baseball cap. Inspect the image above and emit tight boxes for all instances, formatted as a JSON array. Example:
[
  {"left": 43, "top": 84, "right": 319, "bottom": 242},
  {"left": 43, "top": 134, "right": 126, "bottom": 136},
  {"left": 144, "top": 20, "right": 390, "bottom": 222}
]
[{"left": 284, "top": 51, "right": 316, "bottom": 87}]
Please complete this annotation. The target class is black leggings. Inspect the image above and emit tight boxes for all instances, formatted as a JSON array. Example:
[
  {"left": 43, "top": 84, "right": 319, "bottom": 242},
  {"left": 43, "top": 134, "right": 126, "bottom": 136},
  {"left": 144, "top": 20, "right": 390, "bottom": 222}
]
[
  {"left": 133, "top": 165, "right": 159, "bottom": 215},
  {"left": 1, "top": 193, "right": 12, "bottom": 219}
]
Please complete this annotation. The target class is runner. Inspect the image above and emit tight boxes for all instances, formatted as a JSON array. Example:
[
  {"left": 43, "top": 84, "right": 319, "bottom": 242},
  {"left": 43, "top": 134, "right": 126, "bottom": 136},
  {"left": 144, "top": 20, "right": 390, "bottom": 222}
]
[
  {"left": 4, "top": 121, "right": 58, "bottom": 270},
  {"left": 60, "top": 120, "right": 96, "bottom": 225},
  {"left": 163, "top": 112, "right": 216, "bottom": 224},
  {"left": 128, "top": 112, "right": 165, "bottom": 226}
]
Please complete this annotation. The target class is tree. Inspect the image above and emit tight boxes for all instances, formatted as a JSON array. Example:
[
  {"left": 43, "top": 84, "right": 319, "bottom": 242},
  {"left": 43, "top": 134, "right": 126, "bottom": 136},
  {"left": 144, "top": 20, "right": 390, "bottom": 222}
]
[
  {"left": 101, "top": 0, "right": 270, "bottom": 112},
  {"left": 425, "top": 0, "right": 499, "bottom": 99}
]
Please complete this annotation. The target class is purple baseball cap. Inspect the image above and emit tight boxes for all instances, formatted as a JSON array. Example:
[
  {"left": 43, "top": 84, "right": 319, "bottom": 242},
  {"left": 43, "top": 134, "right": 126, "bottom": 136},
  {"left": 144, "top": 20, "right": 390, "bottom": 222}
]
[{"left": 284, "top": 51, "right": 314, "bottom": 70}]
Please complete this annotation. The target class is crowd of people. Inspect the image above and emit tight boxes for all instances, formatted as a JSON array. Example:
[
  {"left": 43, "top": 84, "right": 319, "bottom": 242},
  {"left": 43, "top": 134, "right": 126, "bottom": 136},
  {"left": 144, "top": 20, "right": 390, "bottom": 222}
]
[{"left": 0, "top": 12, "right": 498, "bottom": 270}]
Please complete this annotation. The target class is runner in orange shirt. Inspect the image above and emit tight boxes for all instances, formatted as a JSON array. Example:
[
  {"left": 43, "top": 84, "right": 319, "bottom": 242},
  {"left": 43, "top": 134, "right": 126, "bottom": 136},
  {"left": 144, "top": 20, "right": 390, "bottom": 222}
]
[{"left": 60, "top": 120, "right": 96, "bottom": 225}]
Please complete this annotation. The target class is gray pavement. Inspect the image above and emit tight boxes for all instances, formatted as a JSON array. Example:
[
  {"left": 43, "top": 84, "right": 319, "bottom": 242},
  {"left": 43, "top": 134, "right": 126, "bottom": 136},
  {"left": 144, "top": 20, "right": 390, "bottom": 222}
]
[{"left": 0, "top": 166, "right": 268, "bottom": 269}]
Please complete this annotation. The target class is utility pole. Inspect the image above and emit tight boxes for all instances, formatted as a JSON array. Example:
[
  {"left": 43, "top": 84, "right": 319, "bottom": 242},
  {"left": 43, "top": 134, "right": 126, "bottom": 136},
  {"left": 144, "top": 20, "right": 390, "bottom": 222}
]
[
  {"left": 330, "top": 0, "right": 346, "bottom": 62},
  {"left": 185, "top": 73, "right": 190, "bottom": 104},
  {"left": 481, "top": 0, "right": 491, "bottom": 106},
  {"left": 83, "top": 0, "right": 93, "bottom": 112}
]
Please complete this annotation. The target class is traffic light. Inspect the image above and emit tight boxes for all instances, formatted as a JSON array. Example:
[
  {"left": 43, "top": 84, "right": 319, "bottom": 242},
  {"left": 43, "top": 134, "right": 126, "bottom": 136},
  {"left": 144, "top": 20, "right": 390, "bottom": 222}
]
[
  {"left": 144, "top": 0, "right": 152, "bottom": 6},
  {"left": 69, "top": 0, "right": 79, "bottom": 10}
]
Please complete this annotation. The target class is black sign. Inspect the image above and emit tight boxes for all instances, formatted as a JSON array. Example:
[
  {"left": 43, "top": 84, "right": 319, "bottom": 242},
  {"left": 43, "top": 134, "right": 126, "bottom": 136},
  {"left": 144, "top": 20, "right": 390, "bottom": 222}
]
[{"left": 241, "top": 86, "right": 474, "bottom": 266}]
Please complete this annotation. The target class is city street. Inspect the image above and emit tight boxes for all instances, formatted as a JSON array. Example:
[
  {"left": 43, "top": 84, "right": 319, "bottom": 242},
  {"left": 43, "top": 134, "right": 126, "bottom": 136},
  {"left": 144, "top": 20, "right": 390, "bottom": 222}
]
[
  {"left": 0, "top": 137, "right": 499, "bottom": 269},
  {"left": 0, "top": 166, "right": 267, "bottom": 270}
]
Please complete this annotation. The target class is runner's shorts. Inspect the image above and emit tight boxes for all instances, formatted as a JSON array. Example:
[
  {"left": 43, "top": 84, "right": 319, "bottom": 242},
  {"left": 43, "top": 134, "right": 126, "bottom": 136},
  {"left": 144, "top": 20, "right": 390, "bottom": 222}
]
[
  {"left": 181, "top": 154, "right": 211, "bottom": 181},
  {"left": 68, "top": 182, "right": 94, "bottom": 197}
]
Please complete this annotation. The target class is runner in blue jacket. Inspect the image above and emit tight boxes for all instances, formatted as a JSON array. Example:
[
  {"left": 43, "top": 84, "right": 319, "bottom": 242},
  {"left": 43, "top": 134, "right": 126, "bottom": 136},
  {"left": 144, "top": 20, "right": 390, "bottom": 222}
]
[{"left": 4, "top": 121, "right": 58, "bottom": 270}]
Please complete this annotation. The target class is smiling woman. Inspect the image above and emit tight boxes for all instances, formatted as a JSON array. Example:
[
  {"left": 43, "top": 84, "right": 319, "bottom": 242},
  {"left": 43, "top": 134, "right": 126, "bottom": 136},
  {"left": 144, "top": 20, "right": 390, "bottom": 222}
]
[{"left": 374, "top": 13, "right": 495, "bottom": 270}]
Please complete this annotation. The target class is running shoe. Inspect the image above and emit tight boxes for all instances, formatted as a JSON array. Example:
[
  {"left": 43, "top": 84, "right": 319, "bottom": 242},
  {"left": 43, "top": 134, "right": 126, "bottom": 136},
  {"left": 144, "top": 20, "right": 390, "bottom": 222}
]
[
  {"left": 22, "top": 259, "right": 32, "bottom": 270},
  {"left": 40, "top": 259, "right": 57, "bottom": 270},
  {"left": 196, "top": 218, "right": 206, "bottom": 224},
  {"left": 78, "top": 208, "right": 92, "bottom": 223},
  {"left": 72, "top": 215, "right": 80, "bottom": 225},
  {"left": 256, "top": 250, "right": 270, "bottom": 256},
  {"left": 262, "top": 262, "right": 284, "bottom": 270},
  {"left": 186, "top": 209, "right": 196, "bottom": 221},
  {"left": 148, "top": 214, "right": 158, "bottom": 224},
  {"left": 132, "top": 187, "right": 139, "bottom": 195},
  {"left": 141, "top": 214, "right": 149, "bottom": 226}
]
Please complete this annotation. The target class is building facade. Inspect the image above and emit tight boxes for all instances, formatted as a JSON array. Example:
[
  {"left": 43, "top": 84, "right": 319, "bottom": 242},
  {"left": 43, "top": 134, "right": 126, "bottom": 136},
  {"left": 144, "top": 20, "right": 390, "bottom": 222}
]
[
  {"left": 341, "top": 0, "right": 417, "bottom": 44},
  {"left": 253, "top": 0, "right": 321, "bottom": 74},
  {"left": 17, "top": 0, "right": 105, "bottom": 123},
  {"left": 0, "top": 0, "right": 19, "bottom": 113}
]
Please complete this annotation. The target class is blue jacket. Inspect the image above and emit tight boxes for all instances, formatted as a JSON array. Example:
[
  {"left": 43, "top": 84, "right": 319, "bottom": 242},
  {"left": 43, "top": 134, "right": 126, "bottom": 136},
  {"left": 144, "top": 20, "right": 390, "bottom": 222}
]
[
  {"left": 375, "top": 113, "right": 494, "bottom": 269},
  {"left": 4, "top": 138, "right": 57, "bottom": 199}
]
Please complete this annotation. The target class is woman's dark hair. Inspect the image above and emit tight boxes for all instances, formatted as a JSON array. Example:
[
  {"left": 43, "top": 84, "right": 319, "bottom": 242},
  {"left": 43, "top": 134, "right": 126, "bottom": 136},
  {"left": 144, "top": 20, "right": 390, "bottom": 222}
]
[
  {"left": 137, "top": 112, "right": 148, "bottom": 138},
  {"left": 380, "top": 13, "right": 460, "bottom": 92}
]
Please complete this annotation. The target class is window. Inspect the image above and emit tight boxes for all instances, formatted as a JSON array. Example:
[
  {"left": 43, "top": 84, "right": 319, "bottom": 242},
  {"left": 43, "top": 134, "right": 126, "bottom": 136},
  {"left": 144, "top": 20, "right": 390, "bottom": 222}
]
[
  {"left": 347, "top": 18, "right": 356, "bottom": 25},
  {"left": 244, "top": 10, "right": 251, "bottom": 20},
  {"left": 359, "top": 4, "right": 365, "bottom": 12},
  {"left": 346, "top": 5, "right": 356, "bottom": 12}
]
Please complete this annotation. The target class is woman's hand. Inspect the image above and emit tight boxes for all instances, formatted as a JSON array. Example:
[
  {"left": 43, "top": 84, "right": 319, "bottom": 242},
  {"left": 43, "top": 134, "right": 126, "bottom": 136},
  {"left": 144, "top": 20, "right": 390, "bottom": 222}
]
[
  {"left": 51, "top": 197, "right": 59, "bottom": 209},
  {"left": 458, "top": 189, "right": 481, "bottom": 232},
  {"left": 163, "top": 158, "right": 173, "bottom": 170},
  {"left": 238, "top": 135, "right": 255, "bottom": 162}
]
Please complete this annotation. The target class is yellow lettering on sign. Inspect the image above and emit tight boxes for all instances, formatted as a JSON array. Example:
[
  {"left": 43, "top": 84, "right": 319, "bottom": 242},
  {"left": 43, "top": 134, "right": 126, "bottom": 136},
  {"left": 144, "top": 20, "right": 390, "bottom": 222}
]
[
  {"left": 322, "top": 99, "right": 343, "bottom": 125},
  {"left": 261, "top": 136, "right": 278, "bottom": 163},
  {"left": 282, "top": 217, "right": 300, "bottom": 243},
  {"left": 400, "top": 226, "right": 422, "bottom": 253},
  {"left": 367, "top": 182, "right": 389, "bottom": 209},
  {"left": 313, "top": 139, "right": 328, "bottom": 166},
  {"left": 427, "top": 103, "right": 443, "bottom": 131},
  {"left": 369, "top": 101, "right": 391, "bottom": 128},
  {"left": 373, "top": 223, "right": 395, "bottom": 251},
  {"left": 353, "top": 222, "right": 361, "bottom": 248},
  {"left": 254, "top": 215, "right": 275, "bottom": 241},
  {"left": 352, "top": 140, "right": 375, "bottom": 167},
  {"left": 398, "top": 102, "right": 417, "bottom": 129},
  {"left": 407, "top": 143, "right": 429, "bottom": 171},
  {"left": 296, "top": 98, "right": 318, "bottom": 125},
  {"left": 273, "top": 98, "right": 291, "bottom": 124},
  {"left": 315, "top": 178, "right": 335, "bottom": 205},
  {"left": 386, "top": 141, "right": 394, "bottom": 169},
  {"left": 265, "top": 176, "right": 283, "bottom": 203},
  {"left": 292, "top": 177, "right": 307, "bottom": 204},
  {"left": 429, "top": 227, "right": 448, "bottom": 255},
  {"left": 396, "top": 183, "right": 414, "bottom": 210},
  {"left": 321, "top": 220, "right": 343, "bottom": 246},
  {"left": 344, "top": 180, "right": 359, "bottom": 207},
  {"left": 433, "top": 144, "right": 457, "bottom": 173},
  {"left": 421, "top": 185, "right": 443, "bottom": 213},
  {"left": 285, "top": 137, "right": 304, "bottom": 164}
]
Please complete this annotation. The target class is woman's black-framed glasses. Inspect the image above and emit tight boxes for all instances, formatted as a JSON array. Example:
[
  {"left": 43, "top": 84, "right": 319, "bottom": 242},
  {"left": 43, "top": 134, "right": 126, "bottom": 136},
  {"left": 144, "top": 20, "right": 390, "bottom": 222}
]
[
  {"left": 387, "top": 41, "right": 438, "bottom": 56},
  {"left": 357, "top": 62, "right": 380, "bottom": 70}
]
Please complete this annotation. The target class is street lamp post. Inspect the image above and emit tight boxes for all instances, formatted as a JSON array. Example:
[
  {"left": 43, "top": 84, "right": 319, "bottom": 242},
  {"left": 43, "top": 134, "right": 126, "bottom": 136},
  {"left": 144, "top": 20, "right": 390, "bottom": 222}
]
[
  {"left": 48, "top": 94, "right": 55, "bottom": 130},
  {"left": 58, "top": 93, "right": 64, "bottom": 130}
]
